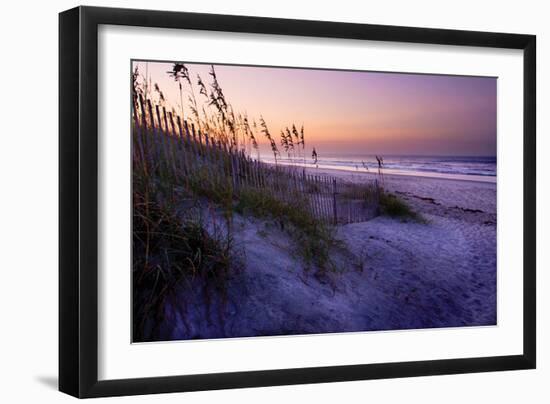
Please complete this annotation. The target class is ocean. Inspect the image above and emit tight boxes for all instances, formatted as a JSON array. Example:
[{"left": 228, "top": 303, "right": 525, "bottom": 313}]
[{"left": 259, "top": 154, "right": 497, "bottom": 180}]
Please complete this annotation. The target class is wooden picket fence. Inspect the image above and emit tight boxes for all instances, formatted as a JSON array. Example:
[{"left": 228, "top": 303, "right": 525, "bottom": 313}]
[{"left": 132, "top": 95, "right": 380, "bottom": 225}]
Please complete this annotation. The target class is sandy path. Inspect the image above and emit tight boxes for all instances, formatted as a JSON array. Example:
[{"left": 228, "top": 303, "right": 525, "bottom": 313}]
[{"left": 338, "top": 213, "right": 496, "bottom": 330}]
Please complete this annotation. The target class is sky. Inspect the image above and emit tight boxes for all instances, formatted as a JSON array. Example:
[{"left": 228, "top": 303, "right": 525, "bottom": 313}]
[{"left": 132, "top": 60, "right": 497, "bottom": 157}]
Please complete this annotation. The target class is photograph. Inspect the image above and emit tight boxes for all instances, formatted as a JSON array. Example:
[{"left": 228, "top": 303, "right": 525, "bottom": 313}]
[{"left": 131, "top": 60, "right": 497, "bottom": 343}]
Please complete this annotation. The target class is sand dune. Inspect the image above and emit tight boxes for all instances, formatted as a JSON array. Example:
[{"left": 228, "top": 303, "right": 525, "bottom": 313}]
[{"left": 157, "top": 170, "right": 496, "bottom": 340}]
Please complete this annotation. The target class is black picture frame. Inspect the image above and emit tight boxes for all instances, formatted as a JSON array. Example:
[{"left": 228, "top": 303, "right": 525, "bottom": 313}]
[{"left": 59, "top": 6, "right": 536, "bottom": 398}]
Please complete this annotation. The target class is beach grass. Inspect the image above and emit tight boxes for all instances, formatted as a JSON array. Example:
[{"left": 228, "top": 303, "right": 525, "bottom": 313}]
[
  {"left": 379, "top": 191, "right": 423, "bottom": 222},
  {"left": 132, "top": 163, "right": 238, "bottom": 341}
]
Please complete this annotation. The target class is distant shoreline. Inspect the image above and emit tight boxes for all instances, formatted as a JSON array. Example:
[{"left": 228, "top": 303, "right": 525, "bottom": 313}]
[{"left": 263, "top": 160, "right": 497, "bottom": 184}]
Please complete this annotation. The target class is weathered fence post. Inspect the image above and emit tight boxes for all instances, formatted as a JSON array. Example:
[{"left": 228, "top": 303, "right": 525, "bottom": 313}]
[
  {"left": 132, "top": 95, "right": 146, "bottom": 171},
  {"left": 230, "top": 150, "right": 238, "bottom": 191},
  {"left": 332, "top": 178, "right": 338, "bottom": 225},
  {"left": 183, "top": 120, "right": 196, "bottom": 175},
  {"left": 191, "top": 123, "right": 198, "bottom": 150},
  {"left": 175, "top": 115, "right": 189, "bottom": 185},
  {"left": 146, "top": 100, "right": 161, "bottom": 169},
  {"left": 163, "top": 108, "right": 177, "bottom": 174},
  {"left": 155, "top": 105, "right": 171, "bottom": 174}
]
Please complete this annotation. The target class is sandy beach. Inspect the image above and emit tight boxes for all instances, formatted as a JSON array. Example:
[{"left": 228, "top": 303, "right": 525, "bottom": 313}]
[{"left": 156, "top": 169, "right": 496, "bottom": 340}]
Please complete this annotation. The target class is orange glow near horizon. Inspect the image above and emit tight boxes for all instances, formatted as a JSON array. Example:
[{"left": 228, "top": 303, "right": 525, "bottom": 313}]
[{"left": 132, "top": 60, "right": 496, "bottom": 157}]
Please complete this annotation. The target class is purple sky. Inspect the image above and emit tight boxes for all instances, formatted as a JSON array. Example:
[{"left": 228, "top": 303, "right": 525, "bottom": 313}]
[{"left": 133, "top": 61, "right": 497, "bottom": 156}]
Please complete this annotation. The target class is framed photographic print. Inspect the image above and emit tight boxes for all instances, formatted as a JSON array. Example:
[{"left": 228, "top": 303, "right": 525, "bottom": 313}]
[{"left": 59, "top": 6, "right": 536, "bottom": 398}]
